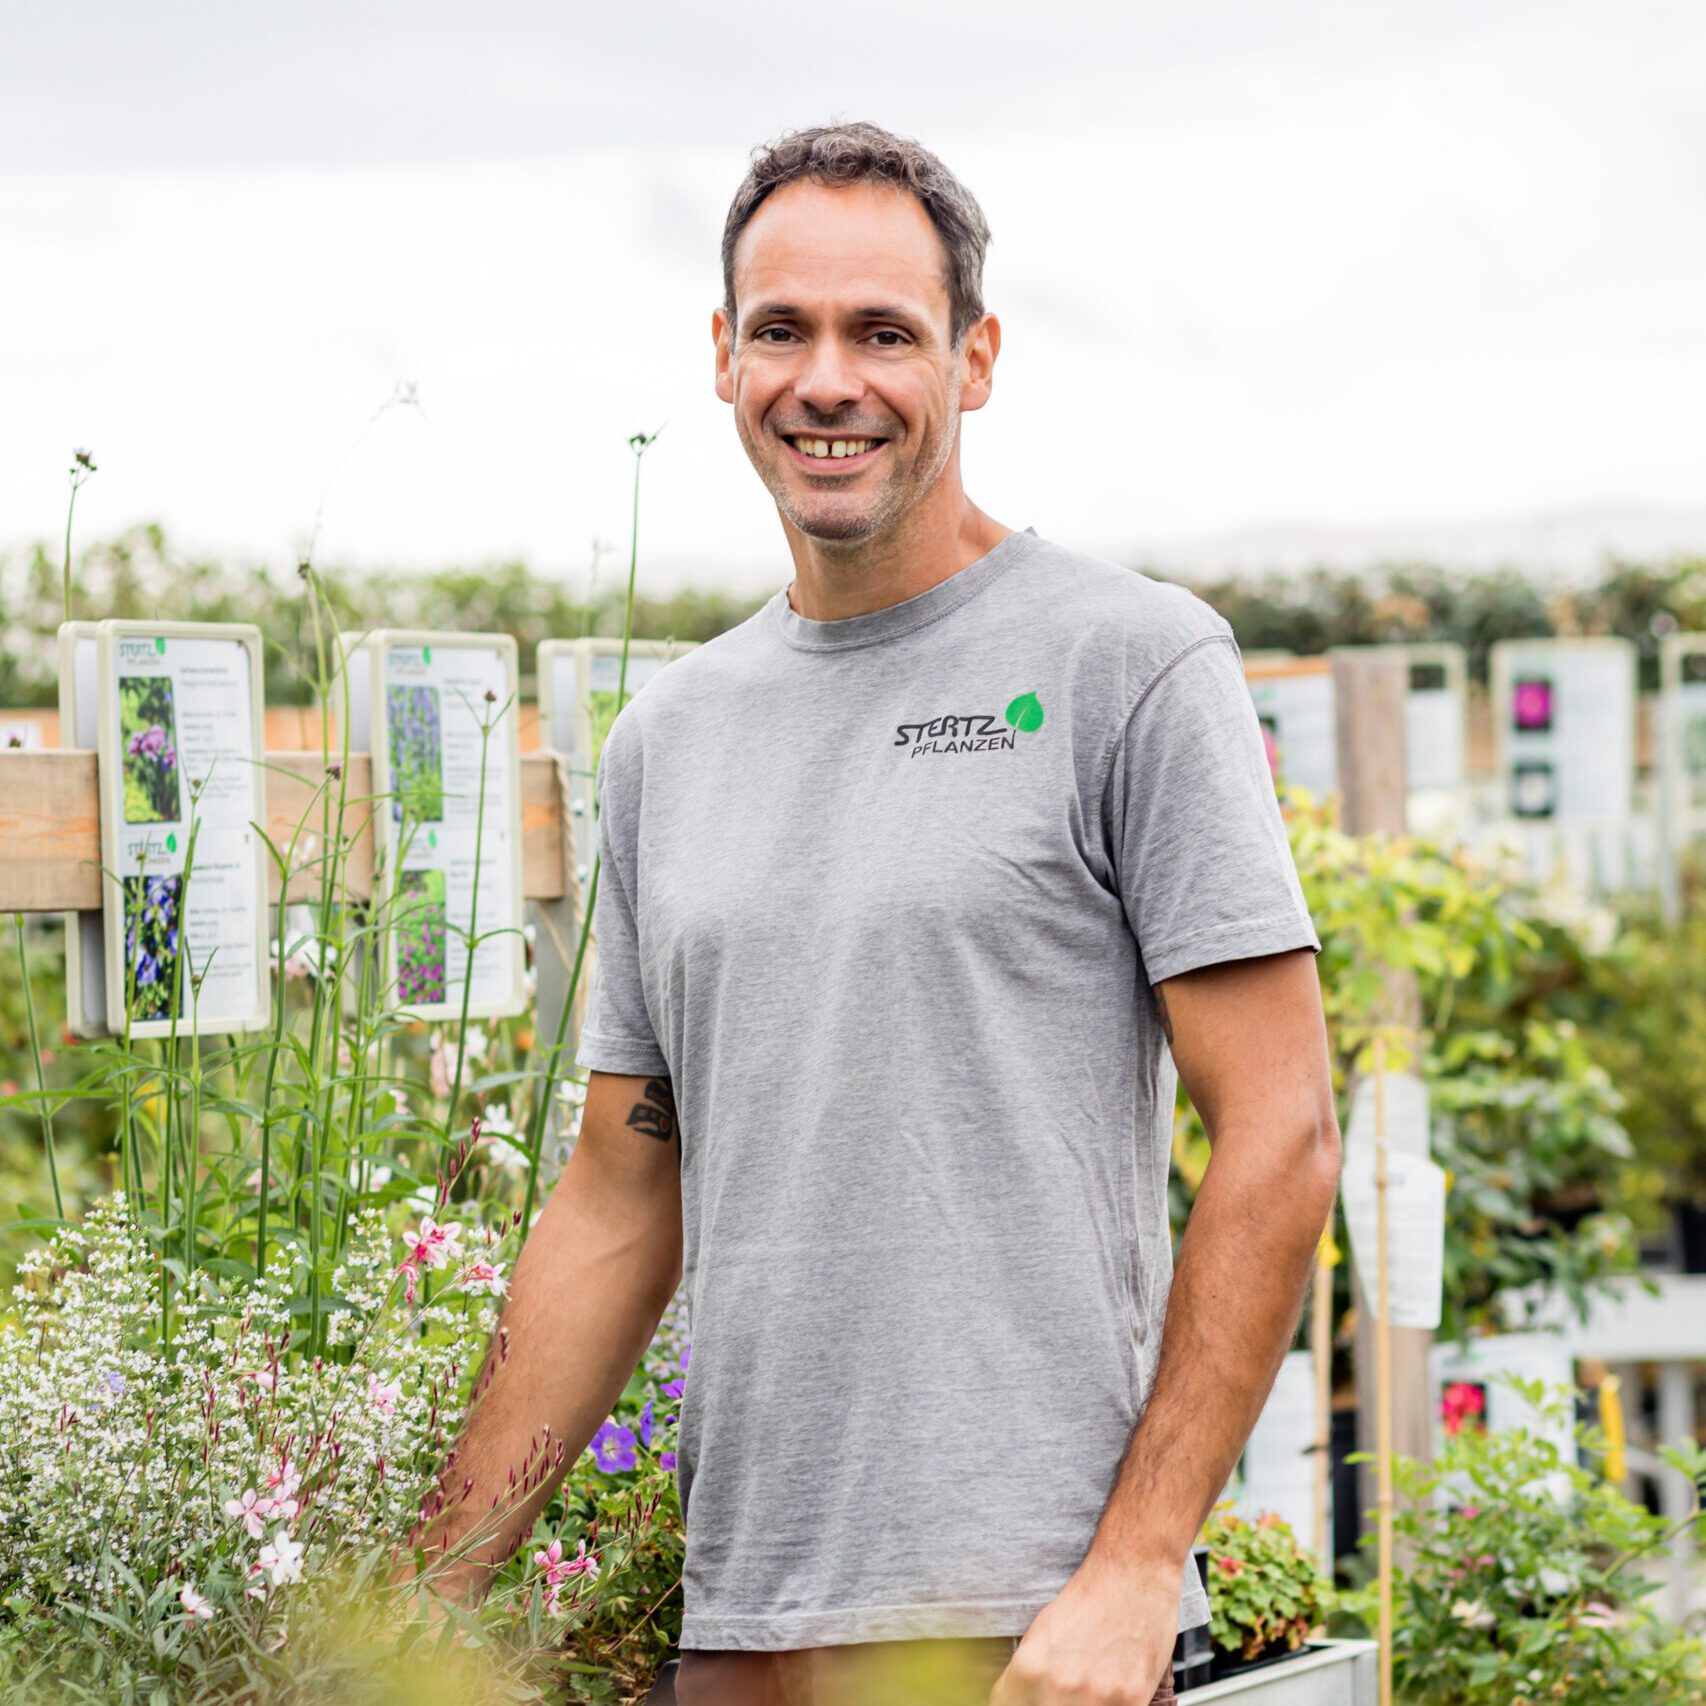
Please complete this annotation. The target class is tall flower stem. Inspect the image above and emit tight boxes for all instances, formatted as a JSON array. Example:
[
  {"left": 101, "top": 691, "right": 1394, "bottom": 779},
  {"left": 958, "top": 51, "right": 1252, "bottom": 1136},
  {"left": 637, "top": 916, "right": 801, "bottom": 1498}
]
[
  {"left": 520, "top": 427, "right": 658, "bottom": 1233},
  {"left": 11, "top": 914, "right": 64, "bottom": 1221}
]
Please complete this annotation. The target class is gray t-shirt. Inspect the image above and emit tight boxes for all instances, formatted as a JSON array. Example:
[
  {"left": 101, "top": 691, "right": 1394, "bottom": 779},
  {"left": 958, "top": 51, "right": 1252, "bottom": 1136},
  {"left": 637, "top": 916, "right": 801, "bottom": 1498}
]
[{"left": 577, "top": 528, "right": 1320, "bottom": 1651}]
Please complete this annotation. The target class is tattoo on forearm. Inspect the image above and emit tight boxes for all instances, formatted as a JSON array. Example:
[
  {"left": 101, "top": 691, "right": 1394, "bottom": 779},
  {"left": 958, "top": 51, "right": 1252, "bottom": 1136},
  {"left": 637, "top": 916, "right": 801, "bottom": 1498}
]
[
  {"left": 625, "top": 1078, "right": 677, "bottom": 1144},
  {"left": 1153, "top": 984, "right": 1174, "bottom": 1046}
]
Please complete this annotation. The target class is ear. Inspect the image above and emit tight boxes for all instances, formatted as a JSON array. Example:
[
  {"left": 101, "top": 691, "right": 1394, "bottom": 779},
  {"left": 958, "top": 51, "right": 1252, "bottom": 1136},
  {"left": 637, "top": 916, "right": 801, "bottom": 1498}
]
[
  {"left": 712, "top": 306, "right": 734, "bottom": 404},
  {"left": 957, "top": 312, "right": 1000, "bottom": 414}
]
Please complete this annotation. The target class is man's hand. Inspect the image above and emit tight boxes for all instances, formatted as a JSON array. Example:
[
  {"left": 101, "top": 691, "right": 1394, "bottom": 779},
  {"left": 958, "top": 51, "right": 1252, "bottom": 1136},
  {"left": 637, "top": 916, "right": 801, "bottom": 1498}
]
[{"left": 990, "top": 1557, "right": 1179, "bottom": 1705}]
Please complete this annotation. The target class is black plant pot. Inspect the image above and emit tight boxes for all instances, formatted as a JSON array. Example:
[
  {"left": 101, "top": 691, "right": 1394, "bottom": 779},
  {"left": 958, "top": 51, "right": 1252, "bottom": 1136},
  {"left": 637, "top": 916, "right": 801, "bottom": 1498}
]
[
  {"left": 1208, "top": 1636, "right": 1306, "bottom": 1683},
  {"left": 646, "top": 1657, "right": 680, "bottom": 1703}
]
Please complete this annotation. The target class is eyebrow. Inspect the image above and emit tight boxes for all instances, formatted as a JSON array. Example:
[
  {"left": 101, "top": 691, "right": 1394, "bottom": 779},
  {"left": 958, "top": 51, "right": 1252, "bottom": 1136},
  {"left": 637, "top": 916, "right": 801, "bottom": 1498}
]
[{"left": 751, "top": 303, "right": 925, "bottom": 324}]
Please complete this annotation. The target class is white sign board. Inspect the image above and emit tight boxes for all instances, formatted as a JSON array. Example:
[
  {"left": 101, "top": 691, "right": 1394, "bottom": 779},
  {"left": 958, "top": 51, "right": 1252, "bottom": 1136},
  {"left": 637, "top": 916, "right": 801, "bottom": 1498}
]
[
  {"left": 58, "top": 622, "right": 109, "bottom": 1038},
  {"left": 1489, "top": 638, "right": 1635, "bottom": 828},
  {"left": 95, "top": 622, "right": 270, "bottom": 1037},
  {"left": 0, "top": 717, "right": 44, "bottom": 750},
  {"left": 537, "top": 638, "right": 695, "bottom": 843},
  {"left": 1660, "top": 633, "right": 1706, "bottom": 845},
  {"left": 1402, "top": 644, "right": 1469, "bottom": 793},
  {"left": 1236, "top": 1350, "right": 1323, "bottom": 1545},
  {"left": 367, "top": 630, "right": 526, "bottom": 1020},
  {"left": 1246, "top": 663, "right": 1338, "bottom": 798}
]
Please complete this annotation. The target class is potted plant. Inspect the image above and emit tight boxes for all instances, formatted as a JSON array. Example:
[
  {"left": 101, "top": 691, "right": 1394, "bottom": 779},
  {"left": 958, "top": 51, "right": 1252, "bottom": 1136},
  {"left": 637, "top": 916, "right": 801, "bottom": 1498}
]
[{"left": 1201, "top": 1508, "right": 1333, "bottom": 1681}]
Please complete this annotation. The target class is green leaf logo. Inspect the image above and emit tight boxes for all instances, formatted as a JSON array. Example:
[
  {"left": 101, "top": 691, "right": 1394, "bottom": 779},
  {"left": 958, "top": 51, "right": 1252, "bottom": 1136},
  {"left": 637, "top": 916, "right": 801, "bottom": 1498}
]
[
  {"left": 422, "top": 646, "right": 432, "bottom": 665},
  {"left": 165, "top": 832, "right": 177, "bottom": 852},
  {"left": 428, "top": 830, "right": 438, "bottom": 849},
  {"left": 1004, "top": 691, "right": 1044, "bottom": 733},
  {"left": 154, "top": 637, "right": 166, "bottom": 655}
]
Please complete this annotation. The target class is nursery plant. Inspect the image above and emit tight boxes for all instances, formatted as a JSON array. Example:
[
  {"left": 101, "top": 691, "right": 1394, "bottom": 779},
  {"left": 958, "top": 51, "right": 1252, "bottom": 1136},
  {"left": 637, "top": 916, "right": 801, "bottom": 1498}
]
[
  {"left": 1202, "top": 1507, "right": 1334, "bottom": 1669},
  {"left": 1362, "top": 1379, "right": 1706, "bottom": 1705}
]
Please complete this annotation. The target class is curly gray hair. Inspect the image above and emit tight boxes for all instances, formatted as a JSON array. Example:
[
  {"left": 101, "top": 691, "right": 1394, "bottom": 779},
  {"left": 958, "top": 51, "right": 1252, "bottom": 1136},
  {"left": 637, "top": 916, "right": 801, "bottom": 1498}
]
[{"left": 721, "top": 121, "right": 992, "bottom": 347}]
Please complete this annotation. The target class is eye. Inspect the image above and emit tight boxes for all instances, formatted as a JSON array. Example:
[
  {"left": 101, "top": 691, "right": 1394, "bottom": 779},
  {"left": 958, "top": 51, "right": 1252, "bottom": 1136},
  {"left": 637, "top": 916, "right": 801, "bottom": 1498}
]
[
  {"left": 754, "top": 325, "right": 796, "bottom": 344},
  {"left": 866, "top": 329, "right": 909, "bottom": 348}
]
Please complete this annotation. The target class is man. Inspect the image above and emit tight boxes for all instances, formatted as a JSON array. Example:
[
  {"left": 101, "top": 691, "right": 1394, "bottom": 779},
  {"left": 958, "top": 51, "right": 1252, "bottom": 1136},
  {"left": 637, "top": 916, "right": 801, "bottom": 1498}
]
[{"left": 413, "top": 122, "right": 1340, "bottom": 1706}]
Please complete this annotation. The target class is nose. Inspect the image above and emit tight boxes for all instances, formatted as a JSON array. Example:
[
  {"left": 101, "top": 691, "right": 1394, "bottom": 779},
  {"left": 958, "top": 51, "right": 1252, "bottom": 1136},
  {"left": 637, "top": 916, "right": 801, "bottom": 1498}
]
[{"left": 791, "top": 336, "right": 863, "bottom": 417}]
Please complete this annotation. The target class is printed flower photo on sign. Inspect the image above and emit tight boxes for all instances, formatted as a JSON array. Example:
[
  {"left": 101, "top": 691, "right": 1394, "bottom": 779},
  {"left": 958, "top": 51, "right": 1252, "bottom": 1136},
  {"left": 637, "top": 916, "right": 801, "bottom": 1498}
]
[
  {"left": 387, "top": 683, "right": 444, "bottom": 825},
  {"left": 119, "top": 676, "right": 182, "bottom": 824},
  {"left": 123, "top": 873, "right": 182, "bottom": 1021},
  {"left": 395, "top": 868, "right": 448, "bottom": 1006}
]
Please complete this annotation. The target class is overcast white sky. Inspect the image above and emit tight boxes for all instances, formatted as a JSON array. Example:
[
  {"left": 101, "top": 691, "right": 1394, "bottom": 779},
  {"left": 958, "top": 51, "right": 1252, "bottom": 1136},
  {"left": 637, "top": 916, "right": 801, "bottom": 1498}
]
[{"left": 4, "top": 1, "right": 1704, "bottom": 593}]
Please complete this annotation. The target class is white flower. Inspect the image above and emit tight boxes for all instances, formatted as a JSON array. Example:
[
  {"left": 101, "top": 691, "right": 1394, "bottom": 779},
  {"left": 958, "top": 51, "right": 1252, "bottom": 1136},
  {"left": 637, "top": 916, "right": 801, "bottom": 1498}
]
[
  {"left": 1450, "top": 1597, "right": 1495, "bottom": 1630},
  {"left": 1537, "top": 1565, "right": 1573, "bottom": 1597},
  {"left": 179, "top": 1582, "right": 215, "bottom": 1620},
  {"left": 255, "top": 1528, "right": 305, "bottom": 1586}
]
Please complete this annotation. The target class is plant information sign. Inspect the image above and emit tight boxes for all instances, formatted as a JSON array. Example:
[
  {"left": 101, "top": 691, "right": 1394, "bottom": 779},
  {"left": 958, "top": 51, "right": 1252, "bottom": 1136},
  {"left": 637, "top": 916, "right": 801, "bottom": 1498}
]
[
  {"left": 1245, "top": 658, "right": 1338, "bottom": 799},
  {"left": 368, "top": 631, "right": 525, "bottom": 1020},
  {"left": 536, "top": 638, "right": 695, "bottom": 841},
  {"left": 1489, "top": 638, "right": 1635, "bottom": 828},
  {"left": 94, "top": 621, "right": 269, "bottom": 1038},
  {"left": 1660, "top": 632, "right": 1706, "bottom": 846}
]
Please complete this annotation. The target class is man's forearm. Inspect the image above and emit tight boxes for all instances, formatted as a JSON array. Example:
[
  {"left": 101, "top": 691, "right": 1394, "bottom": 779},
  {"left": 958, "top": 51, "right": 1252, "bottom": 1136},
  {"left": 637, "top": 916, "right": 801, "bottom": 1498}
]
[
  {"left": 1084, "top": 1114, "right": 1339, "bottom": 1576},
  {"left": 407, "top": 1149, "right": 681, "bottom": 1598}
]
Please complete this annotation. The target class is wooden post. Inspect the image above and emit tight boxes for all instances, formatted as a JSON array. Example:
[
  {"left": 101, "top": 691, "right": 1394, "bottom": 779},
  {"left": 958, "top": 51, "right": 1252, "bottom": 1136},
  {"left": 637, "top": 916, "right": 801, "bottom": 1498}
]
[
  {"left": 1333, "top": 650, "right": 1435, "bottom": 1514},
  {"left": 1374, "top": 1039, "right": 1394, "bottom": 1706}
]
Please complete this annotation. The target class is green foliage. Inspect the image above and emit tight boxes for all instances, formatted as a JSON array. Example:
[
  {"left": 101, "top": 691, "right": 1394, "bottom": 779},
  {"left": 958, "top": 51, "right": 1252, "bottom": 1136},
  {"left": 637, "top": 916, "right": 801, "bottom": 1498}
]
[
  {"left": 1350, "top": 1380, "right": 1706, "bottom": 1705},
  {"left": 1173, "top": 792, "right": 1641, "bottom": 1339},
  {"left": 1578, "top": 889, "right": 1706, "bottom": 1205},
  {"left": 1202, "top": 1508, "right": 1333, "bottom": 1661}
]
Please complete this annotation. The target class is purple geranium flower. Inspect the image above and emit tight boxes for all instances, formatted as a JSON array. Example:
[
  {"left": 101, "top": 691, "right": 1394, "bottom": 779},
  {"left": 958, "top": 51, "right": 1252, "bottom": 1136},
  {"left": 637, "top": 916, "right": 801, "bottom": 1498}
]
[
  {"left": 590, "top": 1420, "right": 637, "bottom": 1474},
  {"left": 660, "top": 1451, "right": 677, "bottom": 1471},
  {"left": 681, "top": 1342, "right": 691, "bottom": 1370},
  {"left": 662, "top": 1379, "right": 684, "bottom": 1400},
  {"left": 638, "top": 1397, "right": 654, "bottom": 1449}
]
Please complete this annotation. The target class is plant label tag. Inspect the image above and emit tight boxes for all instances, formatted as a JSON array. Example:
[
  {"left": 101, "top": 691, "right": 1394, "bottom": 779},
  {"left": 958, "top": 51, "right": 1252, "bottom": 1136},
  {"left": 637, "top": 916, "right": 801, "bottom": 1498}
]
[
  {"left": 1344, "top": 1069, "right": 1432, "bottom": 1160},
  {"left": 1343, "top": 1147, "right": 1446, "bottom": 1331}
]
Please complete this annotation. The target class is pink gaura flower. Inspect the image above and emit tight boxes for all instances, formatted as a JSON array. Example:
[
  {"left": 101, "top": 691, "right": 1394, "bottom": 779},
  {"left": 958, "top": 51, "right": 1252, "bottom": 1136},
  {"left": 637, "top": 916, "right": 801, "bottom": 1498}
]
[
  {"left": 179, "top": 1582, "right": 215, "bottom": 1620},
  {"left": 404, "top": 1216, "right": 464, "bottom": 1271},
  {"left": 533, "top": 1535, "right": 600, "bottom": 1612},
  {"left": 368, "top": 1372, "right": 402, "bottom": 1415},
  {"left": 224, "top": 1488, "right": 270, "bottom": 1540},
  {"left": 459, "top": 1258, "right": 508, "bottom": 1297}
]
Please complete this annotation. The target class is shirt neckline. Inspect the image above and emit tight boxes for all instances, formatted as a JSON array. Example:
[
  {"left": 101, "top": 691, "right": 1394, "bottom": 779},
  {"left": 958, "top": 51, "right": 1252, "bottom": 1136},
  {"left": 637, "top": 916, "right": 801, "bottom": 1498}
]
[{"left": 766, "top": 527, "right": 1038, "bottom": 653}]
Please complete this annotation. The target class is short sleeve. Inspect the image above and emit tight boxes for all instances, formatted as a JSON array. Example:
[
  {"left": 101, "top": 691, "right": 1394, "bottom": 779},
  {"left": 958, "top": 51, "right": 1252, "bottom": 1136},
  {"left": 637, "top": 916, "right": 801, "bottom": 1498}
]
[
  {"left": 1105, "top": 633, "right": 1321, "bottom": 986},
  {"left": 575, "top": 718, "right": 671, "bottom": 1078}
]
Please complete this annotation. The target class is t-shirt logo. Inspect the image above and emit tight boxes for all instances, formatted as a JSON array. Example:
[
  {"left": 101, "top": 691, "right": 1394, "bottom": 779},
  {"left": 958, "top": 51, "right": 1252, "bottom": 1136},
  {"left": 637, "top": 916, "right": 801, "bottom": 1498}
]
[{"left": 893, "top": 691, "right": 1046, "bottom": 757}]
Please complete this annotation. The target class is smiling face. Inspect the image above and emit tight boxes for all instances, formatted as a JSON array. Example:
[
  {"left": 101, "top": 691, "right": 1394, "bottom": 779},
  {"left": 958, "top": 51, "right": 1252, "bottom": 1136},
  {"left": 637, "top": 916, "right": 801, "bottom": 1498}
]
[{"left": 714, "top": 179, "right": 994, "bottom": 546}]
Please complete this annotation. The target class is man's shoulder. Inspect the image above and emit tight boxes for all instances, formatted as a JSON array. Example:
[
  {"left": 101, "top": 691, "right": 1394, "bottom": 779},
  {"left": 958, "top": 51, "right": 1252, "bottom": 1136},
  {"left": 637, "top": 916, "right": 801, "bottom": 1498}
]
[{"left": 1009, "top": 533, "right": 1235, "bottom": 685}]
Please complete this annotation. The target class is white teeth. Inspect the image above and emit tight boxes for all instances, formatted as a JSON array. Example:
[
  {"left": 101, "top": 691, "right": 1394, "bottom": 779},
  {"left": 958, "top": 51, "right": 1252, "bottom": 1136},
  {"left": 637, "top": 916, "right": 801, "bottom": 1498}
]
[{"left": 792, "top": 436, "right": 875, "bottom": 459}]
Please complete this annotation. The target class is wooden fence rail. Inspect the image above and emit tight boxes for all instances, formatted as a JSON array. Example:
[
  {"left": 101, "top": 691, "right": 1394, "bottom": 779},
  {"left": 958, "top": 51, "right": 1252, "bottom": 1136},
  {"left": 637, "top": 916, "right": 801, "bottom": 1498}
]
[{"left": 0, "top": 750, "right": 574, "bottom": 913}]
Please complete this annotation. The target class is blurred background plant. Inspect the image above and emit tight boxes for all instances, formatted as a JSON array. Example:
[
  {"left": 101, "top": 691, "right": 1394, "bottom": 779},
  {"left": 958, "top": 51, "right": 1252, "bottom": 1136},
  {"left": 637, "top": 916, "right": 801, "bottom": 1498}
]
[{"left": 1345, "top": 1380, "right": 1706, "bottom": 1705}]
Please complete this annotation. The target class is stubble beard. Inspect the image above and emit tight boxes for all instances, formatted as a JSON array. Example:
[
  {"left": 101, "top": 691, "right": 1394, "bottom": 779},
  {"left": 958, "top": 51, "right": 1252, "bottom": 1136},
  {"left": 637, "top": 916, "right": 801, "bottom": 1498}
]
[{"left": 744, "top": 390, "right": 960, "bottom": 547}]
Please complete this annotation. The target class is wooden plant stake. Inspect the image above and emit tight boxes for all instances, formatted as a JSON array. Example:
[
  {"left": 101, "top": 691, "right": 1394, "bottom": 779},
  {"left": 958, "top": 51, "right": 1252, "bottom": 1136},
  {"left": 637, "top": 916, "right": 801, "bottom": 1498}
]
[
  {"left": 1312, "top": 1226, "right": 1335, "bottom": 1568},
  {"left": 1374, "top": 1035, "right": 1394, "bottom": 1706}
]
